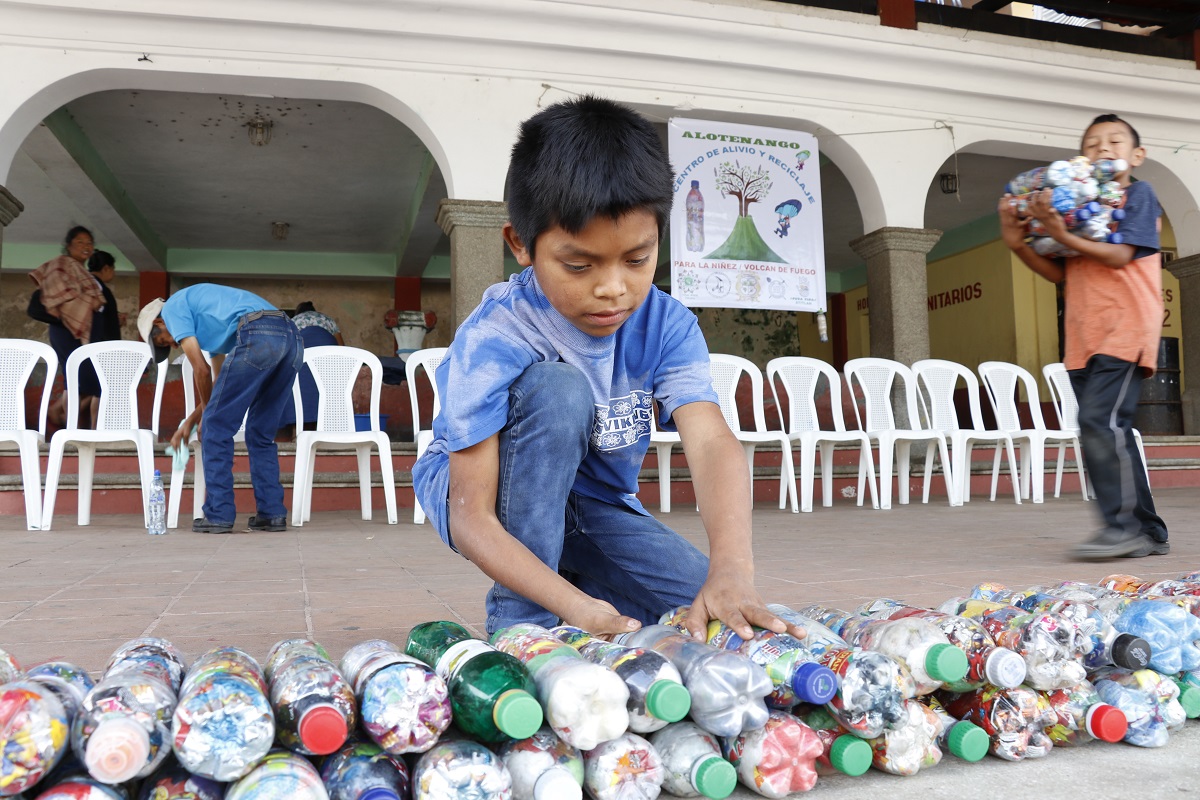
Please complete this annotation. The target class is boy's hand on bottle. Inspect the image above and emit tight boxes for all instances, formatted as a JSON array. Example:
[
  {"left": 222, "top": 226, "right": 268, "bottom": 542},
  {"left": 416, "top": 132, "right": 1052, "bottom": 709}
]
[
  {"left": 997, "top": 196, "right": 1029, "bottom": 250},
  {"left": 688, "top": 570, "right": 807, "bottom": 643},
  {"left": 1026, "top": 189, "right": 1069, "bottom": 240},
  {"left": 563, "top": 596, "right": 641, "bottom": 640}
]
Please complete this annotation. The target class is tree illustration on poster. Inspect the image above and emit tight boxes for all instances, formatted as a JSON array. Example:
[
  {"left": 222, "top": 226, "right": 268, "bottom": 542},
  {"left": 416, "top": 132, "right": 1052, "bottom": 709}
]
[{"left": 706, "top": 161, "right": 785, "bottom": 262}]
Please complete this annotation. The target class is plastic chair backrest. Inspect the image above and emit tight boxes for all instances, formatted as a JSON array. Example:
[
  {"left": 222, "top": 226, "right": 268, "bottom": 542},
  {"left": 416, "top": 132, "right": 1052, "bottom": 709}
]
[
  {"left": 0, "top": 339, "right": 57, "bottom": 436},
  {"left": 65, "top": 341, "right": 152, "bottom": 431},
  {"left": 709, "top": 353, "right": 769, "bottom": 434},
  {"left": 913, "top": 358, "right": 987, "bottom": 433},
  {"left": 299, "top": 346, "right": 382, "bottom": 434},
  {"left": 843, "top": 357, "right": 919, "bottom": 432},
  {"left": 978, "top": 360, "right": 1049, "bottom": 432},
  {"left": 405, "top": 347, "right": 448, "bottom": 440},
  {"left": 766, "top": 356, "right": 849, "bottom": 434},
  {"left": 1043, "top": 363, "right": 1080, "bottom": 431},
  {"left": 150, "top": 358, "right": 169, "bottom": 437}
]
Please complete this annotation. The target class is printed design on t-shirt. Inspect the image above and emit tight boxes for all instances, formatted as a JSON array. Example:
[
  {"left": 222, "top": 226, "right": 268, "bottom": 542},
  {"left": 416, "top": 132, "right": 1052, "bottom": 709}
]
[{"left": 592, "top": 390, "right": 655, "bottom": 451}]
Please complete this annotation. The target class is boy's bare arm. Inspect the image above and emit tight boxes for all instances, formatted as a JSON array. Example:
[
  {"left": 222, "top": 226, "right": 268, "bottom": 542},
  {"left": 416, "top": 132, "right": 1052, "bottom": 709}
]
[
  {"left": 447, "top": 436, "right": 640, "bottom": 636},
  {"left": 998, "top": 196, "right": 1065, "bottom": 283},
  {"left": 673, "top": 402, "right": 806, "bottom": 642}
]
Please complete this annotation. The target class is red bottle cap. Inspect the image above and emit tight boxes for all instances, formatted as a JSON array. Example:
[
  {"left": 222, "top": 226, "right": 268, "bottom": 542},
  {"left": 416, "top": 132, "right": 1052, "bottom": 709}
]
[
  {"left": 1085, "top": 703, "right": 1128, "bottom": 743},
  {"left": 298, "top": 704, "right": 349, "bottom": 754}
]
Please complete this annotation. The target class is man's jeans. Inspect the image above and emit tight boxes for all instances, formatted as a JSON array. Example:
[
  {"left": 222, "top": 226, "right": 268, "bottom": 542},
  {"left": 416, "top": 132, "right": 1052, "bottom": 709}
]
[
  {"left": 201, "top": 313, "right": 302, "bottom": 525},
  {"left": 1070, "top": 354, "right": 1167, "bottom": 542},
  {"left": 441, "top": 362, "right": 711, "bottom": 635}
]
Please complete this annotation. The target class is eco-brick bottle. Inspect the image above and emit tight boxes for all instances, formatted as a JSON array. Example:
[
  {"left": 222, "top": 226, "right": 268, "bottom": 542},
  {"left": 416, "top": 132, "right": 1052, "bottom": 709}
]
[
  {"left": 412, "top": 739, "right": 513, "bottom": 800},
  {"left": 405, "top": 620, "right": 542, "bottom": 743},
  {"left": 320, "top": 740, "right": 411, "bottom": 800},
  {"left": 137, "top": 759, "right": 225, "bottom": 800},
  {"left": 263, "top": 638, "right": 357, "bottom": 756},
  {"left": 224, "top": 748, "right": 329, "bottom": 800},
  {"left": 0, "top": 680, "right": 71, "bottom": 795},
  {"left": 722, "top": 710, "right": 824, "bottom": 796},
  {"left": 649, "top": 721, "right": 737, "bottom": 799},
  {"left": 339, "top": 639, "right": 452, "bottom": 754},
  {"left": 582, "top": 732, "right": 664, "bottom": 800},
  {"left": 497, "top": 726, "right": 584, "bottom": 800}
]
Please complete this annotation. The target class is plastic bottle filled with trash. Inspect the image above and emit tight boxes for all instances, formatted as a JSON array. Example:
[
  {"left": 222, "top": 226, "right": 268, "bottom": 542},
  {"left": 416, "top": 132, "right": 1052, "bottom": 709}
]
[
  {"left": 1100, "top": 573, "right": 1200, "bottom": 598},
  {"left": 795, "top": 603, "right": 968, "bottom": 696},
  {"left": 1037, "top": 679, "right": 1128, "bottom": 747},
  {"left": 723, "top": 710, "right": 824, "bottom": 796},
  {"left": 0, "top": 648, "right": 22, "bottom": 684},
  {"left": 938, "top": 598, "right": 1087, "bottom": 691},
  {"left": 24, "top": 662, "right": 95, "bottom": 726},
  {"left": 104, "top": 639, "right": 188, "bottom": 695},
  {"left": 582, "top": 731, "right": 664, "bottom": 800},
  {"left": 767, "top": 604, "right": 914, "bottom": 738},
  {"left": 0, "top": 680, "right": 71, "bottom": 796},
  {"left": 658, "top": 607, "right": 838, "bottom": 709},
  {"left": 649, "top": 721, "right": 737, "bottom": 799},
  {"left": 855, "top": 599, "right": 1026, "bottom": 692},
  {"left": 497, "top": 726, "right": 583, "bottom": 800},
  {"left": 411, "top": 739, "right": 513, "bottom": 800},
  {"left": 939, "top": 685, "right": 1056, "bottom": 761},
  {"left": 224, "top": 748, "right": 329, "bottom": 800},
  {"left": 29, "top": 774, "right": 130, "bottom": 800},
  {"left": 1111, "top": 599, "right": 1200, "bottom": 675},
  {"left": 263, "top": 639, "right": 357, "bottom": 756},
  {"left": 136, "top": 758, "right": 225, "bottom": 800},
  {"left": 1091, "top": 668, "right": 1189, "bottom": 748},
  {"left": 404, "top": 621, "right": 542, "bottom": 743},
  {"left": 320, "top": 740, "right": 411, "bottom": 800},
  {"left": 171, "top": 646, "right": 275, "bottom": 782},
  {"left": 793, "top": 707, "right": 874, "bottom": 777},
  {"left": 72, "top": 640, "right": 183, "bottom": 784},
  {"left": 550, "top": 625, "right": 690, "bottom": 733},
  {"left": 919, "top": 696, "right": 990, "bottom": 763},
  {"left": 338, "top": 639, "right": 452, "bottom": 754},
  {"left": 859, "top": 698, "right": 946, "bottom": 776},
  {"left": 490, "top": 623, "right": 629, "bottom": 750},
  {"left": 615, "top": 625, "right": 771, "bottom": 738}
]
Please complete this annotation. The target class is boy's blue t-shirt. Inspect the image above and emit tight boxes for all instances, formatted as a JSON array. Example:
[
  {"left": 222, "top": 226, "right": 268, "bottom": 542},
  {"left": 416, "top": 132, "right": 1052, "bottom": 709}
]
[
  {"left": 160, "top": 285, "right": 275, "bottom": 355},
  {"left": 1114, "top": 180, "right": 1160, "bottom": 260},
  {"left": 412, "top": 267, "right": 718, "bottom": 518}
]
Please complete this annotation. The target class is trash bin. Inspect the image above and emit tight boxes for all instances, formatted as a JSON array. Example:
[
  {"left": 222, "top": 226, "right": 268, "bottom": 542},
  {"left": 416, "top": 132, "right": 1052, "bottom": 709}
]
[{"left": 1134, "top": 337, "right": 1182, "bottom": 435}]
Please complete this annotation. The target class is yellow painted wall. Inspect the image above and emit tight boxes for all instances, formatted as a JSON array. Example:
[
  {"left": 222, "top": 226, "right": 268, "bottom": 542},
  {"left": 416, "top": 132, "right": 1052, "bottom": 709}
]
[
  {"left": 926, "top": 239, "right": 1021, "bottom": 371},
  {"left": 844, "top": 284, "right": 869, "bottom": 361},
  {"left": 795, "top": 306, "right": 834, "bottom": 363}
]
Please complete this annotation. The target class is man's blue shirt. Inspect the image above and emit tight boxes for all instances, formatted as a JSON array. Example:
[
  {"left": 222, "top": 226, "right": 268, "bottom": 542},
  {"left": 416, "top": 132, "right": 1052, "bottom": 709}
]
[{"left": 161, "top": 285, "right": 274, "bottom": 355}]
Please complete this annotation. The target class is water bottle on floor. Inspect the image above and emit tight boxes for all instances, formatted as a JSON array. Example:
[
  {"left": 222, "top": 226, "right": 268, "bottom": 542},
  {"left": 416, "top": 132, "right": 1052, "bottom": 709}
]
[
  {"left": 1038, "top": 679, "right": 1128, "bottom": 746},
  {"left": 940, "top": 685, "right": 1056, "bottom": 761},
  {"left": 25, "top": 662, "right": 95, "bottom": 723},
  {"left": 171, "top": 647, "right": 275, "bottom": 781},
  {"left": 264, "top": 639, "right": 356, "bottom": 756},
  {"left": 490, "top": 623, "right": 629, "bottom": 750},
  {"left": 339, "top": 639, "right": 452, "bottom": 754},
  {"left": 582, "top": 731, "right": 664, "bottom": 800},
  {"left": 497, "top": 726, "right": 583, "bottom": 800},
  {"left": 723, "top": 710, "right": 824, "bottom": 795},
  {"left": 1091, "top": 668, "right": 1188, "bottom": 748},
  {"left": 320, "top": 740, "right": 411, "bottom": 800},
  {"left": 551, "top": 626, "right": 690, "bottom": 734},
  {"left": 0, "top": 680, "right": 71, "bottom": 795},
  {"left": 616, "top": 625, "right": 771, "bottom": 738},
  {"left": 136, "top": 758, "right": 225, "bottom": 800},
  {"left": 792, "top": 708, "right": 874, "bottom": 777},
  {"left": 411, "top": 739, "right": 513, "bottom": 800},
  {"left": 649, "top": 721, "right": 737, "bottom": 799},
  {"left": 1111, "top": 599, "right": 1200, "bottom": 675},
  {"left": 224, "top": 748, "right": 329, "bottom": 800},
  {"left": 405, "top": 621, "right": 542, "bottom": 743},
  {"left": 148, "top": 470, "right": 166, "bottom": 536}
]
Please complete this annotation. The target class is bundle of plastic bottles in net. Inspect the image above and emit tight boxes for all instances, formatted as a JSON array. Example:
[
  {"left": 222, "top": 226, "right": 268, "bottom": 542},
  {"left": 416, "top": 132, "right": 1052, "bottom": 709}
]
[
  {"left": 6, "top": 568, "right": 1200, "bottom": 799},
  {"left": 1005, "top": 156, "right": 1128, "bottom": 258}
]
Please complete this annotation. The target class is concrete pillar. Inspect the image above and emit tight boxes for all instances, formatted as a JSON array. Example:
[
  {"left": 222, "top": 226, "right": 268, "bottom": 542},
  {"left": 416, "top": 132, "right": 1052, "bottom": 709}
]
[
  {"left": 0, "top": 185, "right": 23, "bottom": 279},
  {"left": 436, "top": 199, "right": 508, "bottom": 332},
  {"left": 1168, "top": 253, "right": 1200, "bottom": 435},
  {"left": 849, "top": 226, "right": 942, "bottom": 366}
]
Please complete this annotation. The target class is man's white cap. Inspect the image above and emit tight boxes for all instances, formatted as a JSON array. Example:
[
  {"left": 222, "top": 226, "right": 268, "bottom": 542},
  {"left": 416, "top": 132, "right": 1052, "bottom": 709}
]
[{"left": 137, "top": 298, "right": 168, "bottom": 361}]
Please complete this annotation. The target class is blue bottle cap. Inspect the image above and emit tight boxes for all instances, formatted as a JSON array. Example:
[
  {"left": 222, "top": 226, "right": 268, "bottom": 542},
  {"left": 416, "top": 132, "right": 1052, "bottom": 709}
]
[
  {"left": 359, "top": 789, "right": 401, "bottom": 800},
  {"left": 791, "top": 661, "right": 838, "bottom": 705}
]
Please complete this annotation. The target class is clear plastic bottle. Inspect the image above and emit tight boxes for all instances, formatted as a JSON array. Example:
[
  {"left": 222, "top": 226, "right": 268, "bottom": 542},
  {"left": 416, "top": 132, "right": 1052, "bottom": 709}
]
[
  {"left": 171, "top": 646, "right": 275, "bottom": 781},
  {"left": 1112, "top": 599, "right": 1200, "bottom": 675},
  {"left": 136, "top": 758, "right": 225, "bottom": 800},
  {"left": 497, "top": 726, "right": 583, "bottom": 800},
  {"left": 1091, "top": 668, "right": 1188, "bottom": 748},
  {"left": 411, "top": 739, "right": 513, "bottom": 800},
  {"left": 1100, "top": 573, "right": 1200, "bottom": 598},
  {"left": 792, "top": 707, "right": 874, "bottom": 777},
  {"left": 648, "top": 721, "right": 737, "bottom": 799},
  {"left": 0, "top": 647, "right": 21, "bottom": 684},
  {"left": 658, "top": 607, "right": 838, "bottom": 708},
  {"left": 861, "top": 699, "right": 946, "bottom": 776},
  {"left": 1037, "top": 679, "right": 1128, "bottom": 747},
  {"left": 263, "top": 639, "right": 357, "bottom": 756},
  {"left": 855, "top": 599, "right": 1026, "bottom": 692},
  {"left": 550, "top": 626, "right": 690, "bottom": 733},
  {"left": 582, "top": 731, "right": 663, "bottom": 800},
  {"left": 795, "top": 604, "right": 968, "bottom": 696},
  {"left": 685, "top": 181, "right": 704, "bottom": 252},
  {"left": 25, "top": 662, "right": 95, "bottom": 723},
  {"left": 940, "top": 685, "right": 1056, "bottom": 761},
  {"left": 30, "top": 775, "right": 129, "bottom": 799},
  {"left": 339, "top": 639, "right": 452, "bottom": 754},
  {"left": 104, "top": 639, "right": 187, "bottom": 695},
  {"left": 919, "top": 696, "right": 990, "bottom": 763},
  {"left": 490, "top": 623, "right": 629, "bottom": 750},
  {"left": 616, "top": 625, "right": 771, "bottom": 738},
  {"left": 405, "top": 621, "right": 542, "bottom": 743},
  {"left": 722, "top": 710, "right": 823, "bottom": 796},
  {"left": 0, "top": 680, "right": 71, "bottom": 795},
  {"left": 224, "top": 748, "right": 329, "bottom": 800},
  {"left": 319, "top": 740, "right": 411, "bottom": 800},
  {"left": 147, "top": 470, "right": 167, "bottom": 536}
]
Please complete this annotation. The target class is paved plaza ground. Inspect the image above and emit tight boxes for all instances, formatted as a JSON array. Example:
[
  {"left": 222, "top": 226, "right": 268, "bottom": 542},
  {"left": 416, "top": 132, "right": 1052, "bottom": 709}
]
[{"left": 2, "top": 488, "right": 1197, "bottom": 797}]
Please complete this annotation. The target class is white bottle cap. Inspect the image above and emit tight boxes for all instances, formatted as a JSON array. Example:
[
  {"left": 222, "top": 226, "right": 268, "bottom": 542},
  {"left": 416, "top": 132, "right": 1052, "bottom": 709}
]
[
  {"left": 984, "top": 648, "right": 1027, "bottom": 689},
  {"left": 534, "top": 766, "right": 582, "bottom": 800},
  {"left": 85, "top": 716, "right": 151, "bottom": 783}
]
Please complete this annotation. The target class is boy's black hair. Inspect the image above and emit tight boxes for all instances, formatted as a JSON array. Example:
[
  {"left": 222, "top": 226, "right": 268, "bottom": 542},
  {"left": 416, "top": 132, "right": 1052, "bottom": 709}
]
[
  {"left": 1085, "top": 114, "right": 1140, "bottom": 148},
  {"left": 505, "top": 95, "right": 674, "bottom": 258},
  {"left": 87, "top": 250, "right": 115, "bottom": 272}
]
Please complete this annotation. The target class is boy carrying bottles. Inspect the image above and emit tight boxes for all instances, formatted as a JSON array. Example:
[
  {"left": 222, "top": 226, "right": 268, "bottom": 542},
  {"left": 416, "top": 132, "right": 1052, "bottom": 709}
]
[
  {"left": 998, "top": 114, "right": 1169, "bottom": 560},
  {"left": 413, "top": 96, "right": 801, "bottom": 642}
]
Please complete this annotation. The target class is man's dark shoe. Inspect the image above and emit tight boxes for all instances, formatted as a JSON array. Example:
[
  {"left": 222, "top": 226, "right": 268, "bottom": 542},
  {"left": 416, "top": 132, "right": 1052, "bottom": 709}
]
[
  {"left": 192, "top": 518, "right": 234, "bottom": 534},
  {"left": 248, "top": 514, "right": 287, "bottom": 532},
  {"left": 1071, "top": 527, "right": 1148, "bottom": 561},
  {"left": 1125, "top": 536, "right": 1170, "bottom": 557}
]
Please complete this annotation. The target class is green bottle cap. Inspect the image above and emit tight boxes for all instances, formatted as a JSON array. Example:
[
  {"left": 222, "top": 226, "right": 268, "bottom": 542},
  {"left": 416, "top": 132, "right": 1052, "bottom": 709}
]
[
  {"left": 828, "top": 735, "right": 872, "bottom": 777},
  {"left": 1175, "top": 681, "right": 1200, "bottom": 719},
  {"left": 493, "top": 689, "right": 543, "bottom": 739},
  {"left": 645, "top": 680, "right": 691, "bottom": 723},
  {"left": 946, "top": 721, "right": 989, "bottom": 762},
  {"left": 692, "top": 755, "right": 737, "bottom": 799},
  {"left": 925, "top": 643, "right": 969, "bottom": 683}
]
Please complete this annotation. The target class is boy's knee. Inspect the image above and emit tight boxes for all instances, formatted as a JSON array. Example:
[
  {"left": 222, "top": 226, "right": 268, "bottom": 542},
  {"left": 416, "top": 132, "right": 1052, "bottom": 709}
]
[{"left": 512, "top": 362, "right": 593, "bottom": 426}]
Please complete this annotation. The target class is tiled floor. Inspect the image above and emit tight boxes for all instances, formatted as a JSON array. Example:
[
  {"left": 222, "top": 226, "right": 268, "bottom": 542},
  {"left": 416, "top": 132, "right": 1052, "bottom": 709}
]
[{"left": 2, "top": 488, "right": 1197, "bottom": 797}]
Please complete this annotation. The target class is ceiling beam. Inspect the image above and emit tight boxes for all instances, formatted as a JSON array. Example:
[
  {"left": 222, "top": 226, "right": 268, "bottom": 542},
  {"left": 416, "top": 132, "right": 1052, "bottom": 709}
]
[{"left": 395, "top": 150, "right": 447, "bottom": 277}]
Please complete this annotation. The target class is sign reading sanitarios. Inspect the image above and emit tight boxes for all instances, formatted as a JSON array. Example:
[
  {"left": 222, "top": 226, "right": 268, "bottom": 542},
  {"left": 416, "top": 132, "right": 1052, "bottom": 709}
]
[{"left": 668, "top": 118, "right": 825, "bottom": 313}]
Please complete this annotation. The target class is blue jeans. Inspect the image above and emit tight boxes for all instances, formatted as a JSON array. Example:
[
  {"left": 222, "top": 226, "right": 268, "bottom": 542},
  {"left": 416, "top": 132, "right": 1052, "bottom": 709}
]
[
  {"left": 439, "top": 362, "right": 711, "bottom": 635},
  {"left": 201, "top": 313, "right": 302, "bottom": 525}
]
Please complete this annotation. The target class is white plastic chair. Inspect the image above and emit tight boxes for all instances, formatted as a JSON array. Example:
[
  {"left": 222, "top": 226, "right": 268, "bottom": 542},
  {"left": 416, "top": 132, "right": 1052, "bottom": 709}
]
[
  {"left": 1042, "top": 362, "right": 1149, "bottom": 498},
  {"left": 649, "top": 413, "right": 682, "bottom": 513},
  {"left": 913, "top": 359, "right": 1021, "bottom": 504},
  {"left": 292, "top": 346, "right": 397, "bottom": 527},
  {"left": 708, "top": 354, "right": 799, "bottom": 513},
  {"left": 0, "top": 340, "right": 57, "bottom": 529},
  {"left": 978, "top": 360, "right": 1084, "bottom": 504},
  {"left": 406, "top": 347, "right": 447, "bottom": 525},
  {"left": 41, "top": 341, "right": 157, "bottom": 529},
  {"left": 765, "top": 356, "right": 878, "bottom": 513},
  {"left": 843, "top": 357, "right": 958, "bottom": 510}
]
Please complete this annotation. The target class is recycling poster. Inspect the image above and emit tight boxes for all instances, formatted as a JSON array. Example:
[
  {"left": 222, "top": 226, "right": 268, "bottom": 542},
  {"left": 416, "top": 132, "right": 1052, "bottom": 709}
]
[{"left": 668, "top": 118, "right": 825, "bottom": 312}]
